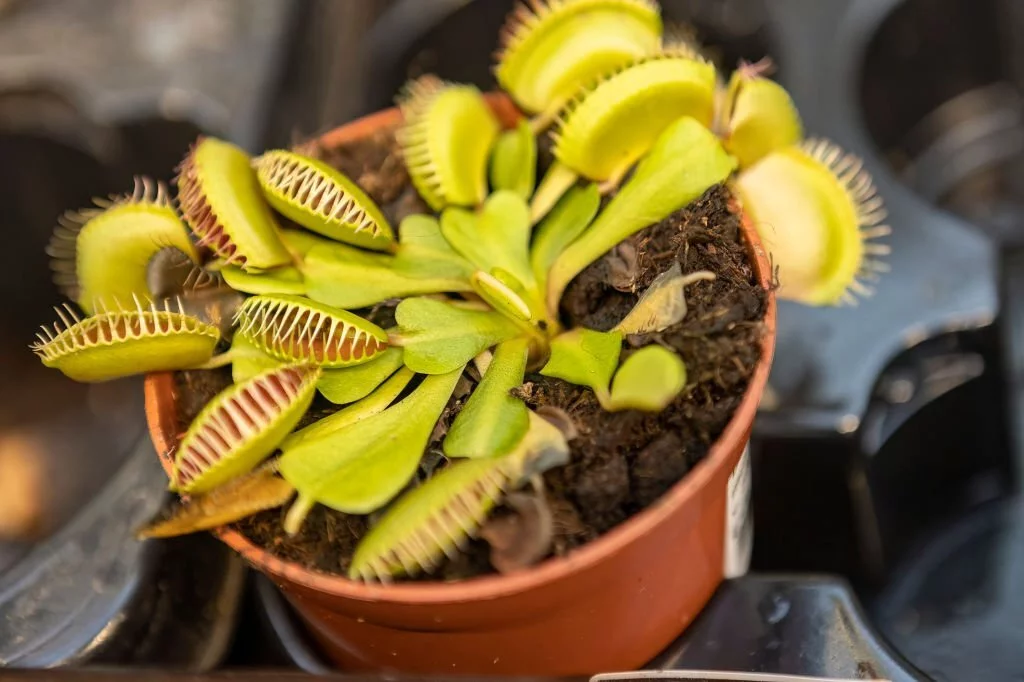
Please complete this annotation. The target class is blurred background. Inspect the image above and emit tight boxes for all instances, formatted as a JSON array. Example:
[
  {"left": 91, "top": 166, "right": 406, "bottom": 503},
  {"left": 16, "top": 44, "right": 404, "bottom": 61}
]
[{"left": 2, "top": 0, "right": 1024, "bottom": 680}]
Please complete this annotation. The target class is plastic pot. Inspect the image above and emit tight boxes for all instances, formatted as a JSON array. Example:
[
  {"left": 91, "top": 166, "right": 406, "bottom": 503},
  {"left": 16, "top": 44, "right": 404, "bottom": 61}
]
[{"left": 144, "top": 95, "right": 777, "bottom": 676}]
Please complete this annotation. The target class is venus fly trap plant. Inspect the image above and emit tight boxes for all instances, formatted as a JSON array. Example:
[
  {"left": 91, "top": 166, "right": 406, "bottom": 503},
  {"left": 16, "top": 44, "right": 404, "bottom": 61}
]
[{"left": 30, "top": 0, "right": 891, "bottom": 581}]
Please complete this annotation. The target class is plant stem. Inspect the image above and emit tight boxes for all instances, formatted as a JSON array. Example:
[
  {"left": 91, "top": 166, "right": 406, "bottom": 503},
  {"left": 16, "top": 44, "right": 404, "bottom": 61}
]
[
  {"left": 509, "top": 314, "right": 548, "bottom": 350},
  {"left": 529, "top": 108, "right": 558, "bottom": 134},
  {"left": 191, "top": 346, "right": 266, "bottom": 370},
  {"left": 283, "top": 493, "right": 316, "bottom": 536},
  {"left": 529, "top": 161, "right": 579, "bottom": 225},
  {"left": 193, "top": 349, "right": 238, "bottom": 370},
  {"left": 473, "top": 349, "right": 494, "bottom": 375},
  {"left": 284, "top": 243, "right": 306, "bottom": 270},
  {"left": 597, "top": 165, "right": 628, "bottom": 195}
]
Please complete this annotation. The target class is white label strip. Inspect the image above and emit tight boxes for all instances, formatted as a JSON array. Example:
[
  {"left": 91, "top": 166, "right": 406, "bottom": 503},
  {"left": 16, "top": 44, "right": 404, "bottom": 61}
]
[
  {"left": 592, "top": 671, "right": 891, "bottom": 682},
  {"left": 723, "top": 443, "right": 753, "bottom": 579}
]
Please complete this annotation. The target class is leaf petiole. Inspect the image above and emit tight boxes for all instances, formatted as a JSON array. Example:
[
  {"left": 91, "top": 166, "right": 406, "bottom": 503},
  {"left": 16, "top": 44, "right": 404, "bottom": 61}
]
[{"left": 283, "top": 492, "right": 317, "bottom": 536}]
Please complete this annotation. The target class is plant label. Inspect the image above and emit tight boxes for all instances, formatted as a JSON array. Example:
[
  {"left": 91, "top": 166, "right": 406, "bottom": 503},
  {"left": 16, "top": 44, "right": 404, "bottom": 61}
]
[
  {"left": 724, "top": 443, "right": 753, "bottom": 579},
  {"left": 592, "top": 672, "right": 892, "bottom": 682}
]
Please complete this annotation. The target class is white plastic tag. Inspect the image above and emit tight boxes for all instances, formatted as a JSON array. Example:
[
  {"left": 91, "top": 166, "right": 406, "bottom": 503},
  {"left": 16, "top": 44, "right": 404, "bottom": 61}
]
[
  {"left": 723, "top": 444, "right": 753, "bottom": 579},
  {"left": 592, "top": 671, "right": 891, "bottom": 682}
]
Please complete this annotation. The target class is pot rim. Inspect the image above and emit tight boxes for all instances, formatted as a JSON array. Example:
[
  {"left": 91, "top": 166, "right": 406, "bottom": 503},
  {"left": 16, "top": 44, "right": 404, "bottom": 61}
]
[{"left": 144, "top": 95, "right": 777, "bottom": 606}]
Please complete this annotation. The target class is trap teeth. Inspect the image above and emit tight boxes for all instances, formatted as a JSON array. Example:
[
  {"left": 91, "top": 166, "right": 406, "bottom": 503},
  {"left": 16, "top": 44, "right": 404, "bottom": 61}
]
[
  {"left": 495, "top": 0, "right": 663, "bottom": 116},
  {"left": 734, "top": 139, "right": 889, "bottom": 306},
  {"left": 349, "top": 456, "right": 512, "bottom": 582},
  {"left": 175, "top": 136, "right": 291, "bottom": 271},
  {"left": 551, "top": 52, "right": 717, "bottom": 184},
  {"left": 31, "top": 298, "right": 220, "bottom": 382},
  {"left": 396, "top": 76, "right": 499, "bottom": 211},
  {"left": 172, "top": 363, "right": 321, "bottom": 495},
  {"left": 253, "top": 149, "right": 395, "bottom": 251},
  {"left": 48, "top": 176, "right": 198, "bottom": 315},
  {"left": 234, "top": 293, "right": 389, "bottom": 368}
]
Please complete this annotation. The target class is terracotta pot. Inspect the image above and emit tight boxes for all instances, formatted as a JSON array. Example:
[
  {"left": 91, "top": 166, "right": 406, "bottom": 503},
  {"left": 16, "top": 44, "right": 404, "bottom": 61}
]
[{"left": 144, "top": 95, "right": 777, "bottom": 676}]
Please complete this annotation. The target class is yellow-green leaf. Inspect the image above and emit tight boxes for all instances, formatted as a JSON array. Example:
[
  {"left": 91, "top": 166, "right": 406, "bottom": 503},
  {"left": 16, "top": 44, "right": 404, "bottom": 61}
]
[
  {"left": 721, "top": 65, "right": 803, "bottom": 170},
  {"left": 489, "top": 119, "right": 536, "bottom": 200},
  {"left": 349, "top": 410, "right": 569, "bottom": 581},
  {"left": 734, "top": 139, "right": 888, "bottom": 306},
  {"left": 440, "top": 190, "right": 535, "bottom": 291},
  {"left": 394, "top": 214, "right": 476, "bottom": 278},
  {"left": 553, "top": 54, "right": 717, "bottom": 184},
  {"left": 221, "top": 264, "right": 306, "bottom": 296},
  {"left": 302, "top": 241, "right": 472, "bottom": 309},
  {"left": 317, "top": 346, "right": 406, "bottom": 405},
  {"left": 279, "top": 368, "right": 463, "bottom": 514},
  {"left": 397, "top": 77, "right": 499, "bottom": 210},
  {"left": 230, "top": 331, "right": 283, "bottom": 384},
  {"left": 608, "top": 345, "right": 686, "bottom": 412},
  {"left": 540, "top": 328, "right": 621, "bottom": 400},
  {"left": 444, "top": 338, "right": 530, "bottom": 459},
  {"left": 393, "top": 297, "right": 522, "bottom": 374},
  {"left": 172, "top": 363, "right": 321, "bottom": 494},
  {"left": 470, "top": 271, "right": 532, "bottom": 322},
  {"left": 547, "top": 116, "right": 735, "bottom": 311},
  {"left": 284, "top": 367, "right": 415, "bottom": 449},
  {"left": 494, "top": 0, "right": 662, "bottom": 117},
  {"left": 530, "top": 183, "right": 600, "bottom": 285}
]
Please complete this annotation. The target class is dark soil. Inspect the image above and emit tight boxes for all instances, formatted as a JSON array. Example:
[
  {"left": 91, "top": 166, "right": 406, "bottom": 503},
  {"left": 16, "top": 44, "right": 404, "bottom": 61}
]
[{"left": 171, "top": 123, "right": 767, "bottom": 580}]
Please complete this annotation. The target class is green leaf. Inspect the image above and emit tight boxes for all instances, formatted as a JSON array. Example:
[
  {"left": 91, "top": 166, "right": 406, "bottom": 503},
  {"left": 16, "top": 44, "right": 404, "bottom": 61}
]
[
  {"left": 278, "top": 227, "right": 337, "bottom": 256},
  {"left": 220, "top": 264, "right": 306, "bottom": 296},
  {"left": 608, "top": 345, "right": 687, "bottom": 412},
  {"left": 394, "top": 214, "right": 476, "bottom": 278},
  {"left": 547, "top": 116, "right": 736, "bottom": 311},
  {"left": 397, "top": 214, "right": 454, "bottom": 252},
  {"left": 279, "top": 367, "right": 463, "bottom": 514},
  {"left": 440, "top": 190, "right": 535, "bottom": 290},
  {"left": 284, "top": 367, "right": 415, "bottom": 449},
  {"left": 530, "top": 183, "right": 600, "bottom": 285},
  {"left": 349, "top": 409, "right": 569, "bottom": 581},
  {"left": 302, "top": 241, "right": 472, "bottom": 309},
  {"left": 444, "top": 338, "right": 530, "bottom": 459},
  {"left": 539, "top": 328, "right": 621, "bottom": 400},
  {"left": 230, "top": 332, "right": 283, "bottom": 384},
  {"left": 470, "top": 271, "right": 532, "bottom": 321},
  {"left": 317, "top": 346, "right": 406, "bottom": 405},
  {"left": 393, "top": 297, "right": 522, "bottom": 374},
  {"left": 489, "top": 119, "right": 537, "bottom": 200},
  {"left": 59, "top": 188, "right": 198, "bottom": 315},
  {"left": 528, "top": 160, "right": 580, "bottom": 225},
  {"left": 613, "top": 263, "right": 716, "bottom": 335},
  {"left": 552, "top": 56, "right": 717, "bottom": 183},
  {"left": 255, "top": 150, "right": 394, "bottom": 251}
]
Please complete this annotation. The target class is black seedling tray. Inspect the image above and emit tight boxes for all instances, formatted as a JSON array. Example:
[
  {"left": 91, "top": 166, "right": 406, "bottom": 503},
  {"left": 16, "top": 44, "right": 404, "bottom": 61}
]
[{"left": 4, "top": 1, "right": 1024, "bottom": 680}]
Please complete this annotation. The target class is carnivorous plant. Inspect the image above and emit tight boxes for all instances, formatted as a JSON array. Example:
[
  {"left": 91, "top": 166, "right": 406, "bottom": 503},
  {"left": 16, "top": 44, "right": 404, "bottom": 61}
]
[{"left": 30, "top": 0, "right": 888, "bottom": 581}]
